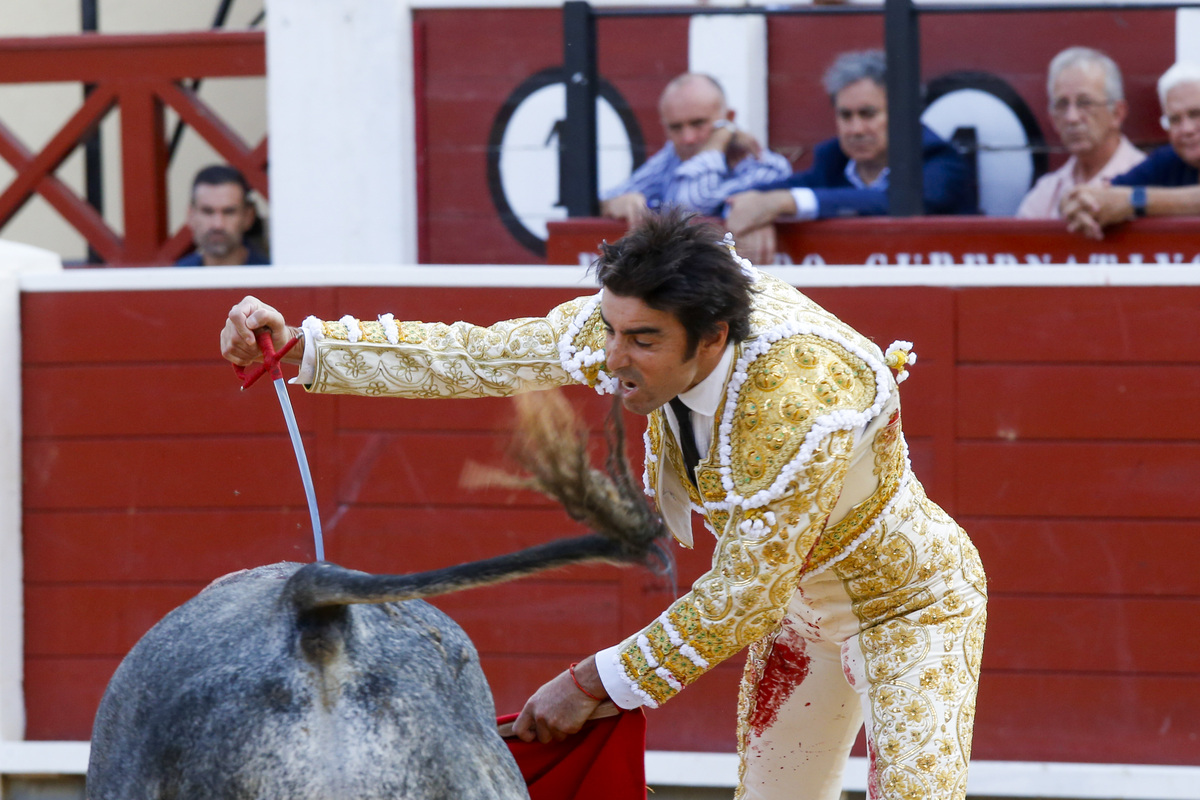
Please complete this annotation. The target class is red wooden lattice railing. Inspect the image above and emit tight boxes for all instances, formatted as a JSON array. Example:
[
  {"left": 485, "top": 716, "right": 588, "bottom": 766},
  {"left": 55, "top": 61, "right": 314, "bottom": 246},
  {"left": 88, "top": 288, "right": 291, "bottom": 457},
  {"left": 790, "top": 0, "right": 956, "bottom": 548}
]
[{"left": 0, "top": 31, "right": 267, "bottom": 266}]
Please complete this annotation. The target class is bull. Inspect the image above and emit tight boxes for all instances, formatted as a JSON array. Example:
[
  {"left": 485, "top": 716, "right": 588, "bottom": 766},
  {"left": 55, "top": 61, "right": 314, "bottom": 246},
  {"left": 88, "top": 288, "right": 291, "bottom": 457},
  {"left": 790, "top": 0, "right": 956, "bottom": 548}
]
[{"left": 86, "top": 394, "right": 667, "bottom": 799}]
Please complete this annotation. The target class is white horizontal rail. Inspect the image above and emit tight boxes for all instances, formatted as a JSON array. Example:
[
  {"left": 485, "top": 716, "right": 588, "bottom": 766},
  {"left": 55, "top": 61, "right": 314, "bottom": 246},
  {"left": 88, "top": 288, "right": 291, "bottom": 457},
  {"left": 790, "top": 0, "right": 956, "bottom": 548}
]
[
  {"left": 0, "top": 742, "right": 88, "bottom": 775},
  {"left": 4, "top": 742, "right": 1199, "bottom": 800},
  {"left": 18, "top": 262, "right": 1200, "bottom": 294},
  {"left": 645, "top": 753, "right": 1200, "bottom": 799}
]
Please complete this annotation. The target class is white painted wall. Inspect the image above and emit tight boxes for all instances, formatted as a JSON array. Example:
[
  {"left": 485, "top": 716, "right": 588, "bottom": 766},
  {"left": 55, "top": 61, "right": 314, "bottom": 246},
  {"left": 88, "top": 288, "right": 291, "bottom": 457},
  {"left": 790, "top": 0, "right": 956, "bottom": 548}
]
[
  {"left": 1178, "top": 7, "right": 1200, "bottom": 64},
  {"left": 0, "top": 240, "right": 62, "bottom": 742},
  {"left": 266, "top": 0, "right": 416, "bottom": 265},
  {"left": 689, "top": 14, "right": 770, "bottom": 148}
]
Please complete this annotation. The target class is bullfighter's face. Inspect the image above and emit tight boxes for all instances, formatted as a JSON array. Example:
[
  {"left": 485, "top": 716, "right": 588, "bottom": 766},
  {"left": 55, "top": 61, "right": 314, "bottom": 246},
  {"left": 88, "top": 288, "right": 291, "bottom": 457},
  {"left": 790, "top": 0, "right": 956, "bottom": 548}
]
[{"left": 600, "top": 291, "right": 727, "bottom": 416}]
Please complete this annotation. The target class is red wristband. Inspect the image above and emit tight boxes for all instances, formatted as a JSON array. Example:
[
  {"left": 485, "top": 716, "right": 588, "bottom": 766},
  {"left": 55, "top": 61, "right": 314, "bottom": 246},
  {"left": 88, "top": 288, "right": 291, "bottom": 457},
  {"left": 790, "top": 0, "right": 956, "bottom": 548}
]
[{"left": 569, "top": 662, "right": 603, "bottom": 702}]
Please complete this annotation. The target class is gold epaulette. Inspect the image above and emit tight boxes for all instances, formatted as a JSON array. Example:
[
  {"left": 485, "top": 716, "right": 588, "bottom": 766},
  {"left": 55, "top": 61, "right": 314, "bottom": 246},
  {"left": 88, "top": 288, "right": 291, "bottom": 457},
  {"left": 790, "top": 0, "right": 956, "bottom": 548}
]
[{"left": 726, "top": 334, "right": 877, "bottom": 502}]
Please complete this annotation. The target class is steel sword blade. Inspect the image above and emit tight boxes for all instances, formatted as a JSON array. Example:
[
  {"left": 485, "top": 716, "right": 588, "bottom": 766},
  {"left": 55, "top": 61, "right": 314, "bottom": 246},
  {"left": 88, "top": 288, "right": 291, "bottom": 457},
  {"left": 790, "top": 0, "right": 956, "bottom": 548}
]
[
  {"left": 272, "top": 375, "right": 325, "bottom": 561},
  {"left": 233, "top": 330, "right": 324, "bottom": 561}
]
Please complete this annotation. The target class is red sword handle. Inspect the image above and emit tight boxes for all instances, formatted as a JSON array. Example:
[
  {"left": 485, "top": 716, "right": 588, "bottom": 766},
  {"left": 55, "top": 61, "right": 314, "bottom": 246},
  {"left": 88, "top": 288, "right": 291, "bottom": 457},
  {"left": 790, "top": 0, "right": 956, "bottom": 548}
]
[{"left": 232, "top": 328, "right": 299, "bottom": 390}]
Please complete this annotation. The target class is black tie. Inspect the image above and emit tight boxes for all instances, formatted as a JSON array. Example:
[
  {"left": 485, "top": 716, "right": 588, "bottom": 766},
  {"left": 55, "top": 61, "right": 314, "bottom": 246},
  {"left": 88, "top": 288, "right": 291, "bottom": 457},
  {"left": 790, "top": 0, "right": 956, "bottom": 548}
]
[{"left": 669, "top": 397, "right": 701, "bottom": 487}]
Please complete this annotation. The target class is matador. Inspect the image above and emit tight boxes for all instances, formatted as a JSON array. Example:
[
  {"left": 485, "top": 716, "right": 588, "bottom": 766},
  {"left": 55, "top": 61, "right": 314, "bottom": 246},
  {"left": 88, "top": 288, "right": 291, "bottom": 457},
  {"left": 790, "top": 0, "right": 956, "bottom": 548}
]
[{"left": 221, "top": 210, "right": 987, "bottom": 800}]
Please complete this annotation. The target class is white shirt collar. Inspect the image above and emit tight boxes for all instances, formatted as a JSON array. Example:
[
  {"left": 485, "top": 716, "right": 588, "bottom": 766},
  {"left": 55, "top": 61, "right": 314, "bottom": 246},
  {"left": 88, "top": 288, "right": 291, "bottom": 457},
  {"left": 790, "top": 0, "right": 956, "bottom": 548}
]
[
  {"left": 676, "top": 343, "right": 734, "bottom": 419},
  {"left": 844, "top": 159, "right": 890, "bottom": 190}
]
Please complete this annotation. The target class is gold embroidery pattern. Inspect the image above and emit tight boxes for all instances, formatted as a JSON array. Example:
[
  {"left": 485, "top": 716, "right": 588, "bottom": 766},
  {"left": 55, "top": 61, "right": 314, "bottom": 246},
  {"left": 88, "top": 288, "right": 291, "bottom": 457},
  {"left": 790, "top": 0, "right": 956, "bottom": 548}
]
[
  {"left": 618, "top": 276, "right": 890, "bottom": 715},
  {"left": 732, "top": 632, "right": 776, "bottom": 797},
  {"left": 729, "top": 336, "right": 875, "bottom": 499},
  {"left": 697, "top": 467, "right": 725, "bottom": 507},
  {"left": 832, "top": 483, "right": 988, "bottom": 800},
  {"left": 807, "top": 410, "right": 905, "bottom": 572},
  {"left": 728, "top": 436, "right": 851, "bottom": 780},
  {"left": 311, "top": 301, "right": 587, "bottom": 398},
  {"left": 613, "top": 273, "right": 980, "bottom": 798},
  {"left": 573, "top": 306, "right": 606, "bottom": 350},
  {"left": 618, "top": 428, "right": 858, "bottom": 708},
  {"left": 645, "top": 411, "right": 663, "bottom": 500},
  {"left": 568, "top": 306, "right": 609, "bottom": 387},
  {"left": 748, "top": 272, "right": 877, "bottom": 353}
]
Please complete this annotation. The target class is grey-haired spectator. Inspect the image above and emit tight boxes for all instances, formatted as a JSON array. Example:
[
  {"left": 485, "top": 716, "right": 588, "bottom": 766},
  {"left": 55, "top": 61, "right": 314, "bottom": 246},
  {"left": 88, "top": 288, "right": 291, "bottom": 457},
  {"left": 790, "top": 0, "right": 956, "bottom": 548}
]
[
  {"left": 1016, "top": 47, "right": 1145, "bottom": 219},
  {"left": 1062, "top": 61, "right": 1200, "bottom": 238},
  {"left": 724, "top": 49, "right": 974, "bottom": 265}
]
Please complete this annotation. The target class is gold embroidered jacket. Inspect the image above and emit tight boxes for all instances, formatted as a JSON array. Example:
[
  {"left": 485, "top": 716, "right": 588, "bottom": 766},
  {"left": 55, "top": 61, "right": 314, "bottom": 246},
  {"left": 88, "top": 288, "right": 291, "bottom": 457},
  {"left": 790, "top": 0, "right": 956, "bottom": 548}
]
[{"left": 303, "top": 270, "right": 908, "bottom": 709}]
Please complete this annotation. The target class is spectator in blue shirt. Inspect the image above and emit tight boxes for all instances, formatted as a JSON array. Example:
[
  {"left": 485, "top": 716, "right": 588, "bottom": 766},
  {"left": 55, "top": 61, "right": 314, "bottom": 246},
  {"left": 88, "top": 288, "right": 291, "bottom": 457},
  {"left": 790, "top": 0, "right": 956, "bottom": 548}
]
[
  {"left": 600, "top": 73, "right": 791, "bottom": 226},
  {"left": 176, "top": 165, "right": 270, "bottom": 267},
  {"left": 723, "top": 50, "right": 974, "bottom": 264},
  {"left": 1062, "top": 61, "right": 1200, "bottom": 239}
]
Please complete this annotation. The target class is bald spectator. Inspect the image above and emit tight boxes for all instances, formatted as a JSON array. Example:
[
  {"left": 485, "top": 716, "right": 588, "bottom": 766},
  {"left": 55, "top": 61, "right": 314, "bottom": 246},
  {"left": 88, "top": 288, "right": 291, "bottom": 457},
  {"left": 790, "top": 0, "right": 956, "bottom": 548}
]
[
  {"left": 1016, "top": 47, "right": 1145, "bottom": 218},
  {"left": 1063, "top": 62, "right": 1200, "bottom": 239},
  {"left": 599, "top": 73, "right": 791, "bottom": 225},
  {"left": 176, "top": 165, "right": 269, "bottom": 267}
]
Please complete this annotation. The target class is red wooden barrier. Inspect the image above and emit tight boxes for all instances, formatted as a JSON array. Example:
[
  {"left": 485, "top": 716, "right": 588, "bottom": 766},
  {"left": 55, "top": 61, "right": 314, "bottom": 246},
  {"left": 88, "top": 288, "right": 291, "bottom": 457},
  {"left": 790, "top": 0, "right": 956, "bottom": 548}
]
[
  {"left": 548, "top": 216, "right": 1200, "bottom": 267},
  {"left": 0, "top": 32, "right": 268, "bottom": 266},
  {"left": 19, "top": 279, "right": 1200, "bottom": 765},
  {"left": 415, "top": 5, "right": 1177, "bottom": 264}
]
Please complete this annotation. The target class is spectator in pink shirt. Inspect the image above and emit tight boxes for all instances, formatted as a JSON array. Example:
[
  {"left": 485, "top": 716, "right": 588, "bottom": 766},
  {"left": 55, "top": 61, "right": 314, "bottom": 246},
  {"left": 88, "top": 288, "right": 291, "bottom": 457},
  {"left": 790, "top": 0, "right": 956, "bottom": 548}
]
[{"left": 1015, "top": 47, "right": 1144, "bottom": 219}]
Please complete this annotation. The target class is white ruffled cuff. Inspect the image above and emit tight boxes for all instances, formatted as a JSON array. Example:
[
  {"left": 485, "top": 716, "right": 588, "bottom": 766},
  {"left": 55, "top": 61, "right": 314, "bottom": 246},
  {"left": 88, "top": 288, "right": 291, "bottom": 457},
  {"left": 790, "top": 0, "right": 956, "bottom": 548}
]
[
  {"left": 594, "top": 644, "right": 646, "bottom": 710},
  {"left": 292, "top": 315, "right": 324, "bottom": 386}
]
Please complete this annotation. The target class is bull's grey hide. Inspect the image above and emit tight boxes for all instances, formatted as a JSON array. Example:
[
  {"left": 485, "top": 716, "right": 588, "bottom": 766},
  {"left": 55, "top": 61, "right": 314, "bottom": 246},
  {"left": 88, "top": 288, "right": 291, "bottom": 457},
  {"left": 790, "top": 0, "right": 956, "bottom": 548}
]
[{"left": 86, "top": 562, "right": 529, "bottom": 800}]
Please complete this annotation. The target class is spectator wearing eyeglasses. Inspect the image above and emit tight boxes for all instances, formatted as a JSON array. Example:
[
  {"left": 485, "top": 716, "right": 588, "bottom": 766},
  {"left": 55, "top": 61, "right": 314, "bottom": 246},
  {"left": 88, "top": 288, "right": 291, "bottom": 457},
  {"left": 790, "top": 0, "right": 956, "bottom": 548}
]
[
  {"left": 1062, "top": 61, "right": 1200, "bottom": 239},
  {"left": 1015, "top": 47, "right": 1144, "bottom": 219}
]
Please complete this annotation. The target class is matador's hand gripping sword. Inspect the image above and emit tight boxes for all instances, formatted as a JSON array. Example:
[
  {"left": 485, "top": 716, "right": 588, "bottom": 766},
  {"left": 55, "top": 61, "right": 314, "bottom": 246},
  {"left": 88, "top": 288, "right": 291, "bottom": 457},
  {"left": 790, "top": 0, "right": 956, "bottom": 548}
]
[{"left": 232, "top": 329, "right": 325, "bottom": 562}]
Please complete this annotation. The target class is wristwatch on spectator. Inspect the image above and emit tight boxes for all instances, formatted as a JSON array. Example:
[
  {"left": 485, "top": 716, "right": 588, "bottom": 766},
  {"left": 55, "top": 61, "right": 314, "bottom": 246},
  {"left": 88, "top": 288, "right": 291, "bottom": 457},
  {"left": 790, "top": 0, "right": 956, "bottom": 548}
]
[{"left": 1130, "top": 185, "right": 1148, "bottom": 218}]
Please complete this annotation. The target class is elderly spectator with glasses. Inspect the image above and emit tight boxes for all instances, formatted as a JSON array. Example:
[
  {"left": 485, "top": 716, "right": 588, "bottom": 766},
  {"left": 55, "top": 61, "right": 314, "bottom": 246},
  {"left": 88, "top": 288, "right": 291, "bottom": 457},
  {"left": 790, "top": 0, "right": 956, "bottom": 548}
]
[
  {"left": 1016, "top": 47, "right": 1145, "bottom": 219},
  {"left": 1062, "top": 61, "right": 1200, "bottom": 238}
]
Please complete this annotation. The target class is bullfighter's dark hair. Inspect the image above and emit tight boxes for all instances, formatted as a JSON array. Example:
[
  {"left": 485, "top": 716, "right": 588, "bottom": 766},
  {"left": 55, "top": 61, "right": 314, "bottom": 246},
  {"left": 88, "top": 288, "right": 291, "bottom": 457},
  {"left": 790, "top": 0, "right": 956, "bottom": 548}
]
[{"left": 592, "top": 207, "right": 754, "bottom": 356}]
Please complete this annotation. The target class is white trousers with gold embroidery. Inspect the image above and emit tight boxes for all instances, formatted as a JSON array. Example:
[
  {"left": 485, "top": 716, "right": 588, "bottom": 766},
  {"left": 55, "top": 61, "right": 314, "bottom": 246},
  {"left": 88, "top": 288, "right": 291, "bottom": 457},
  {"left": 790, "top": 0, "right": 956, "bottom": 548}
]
[{"left": 736, "top": 481, "right": 988, "bottom": 800}]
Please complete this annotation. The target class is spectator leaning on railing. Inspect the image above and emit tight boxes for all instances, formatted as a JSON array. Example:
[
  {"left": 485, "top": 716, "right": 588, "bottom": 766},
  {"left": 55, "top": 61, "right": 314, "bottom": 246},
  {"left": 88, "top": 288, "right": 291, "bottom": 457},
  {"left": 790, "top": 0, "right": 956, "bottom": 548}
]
[
  {"left": 722, "top": 49, "right": 975, "bottom": 265},
  {"left": 1061, "top": 61, "right": 1200, "bottom": 239},
  {"left": 1015, "top": 47, "right": 1145, "bottom": 219},
  {"left": 599, "top": 73, "right": 791, "bottom": 226}
]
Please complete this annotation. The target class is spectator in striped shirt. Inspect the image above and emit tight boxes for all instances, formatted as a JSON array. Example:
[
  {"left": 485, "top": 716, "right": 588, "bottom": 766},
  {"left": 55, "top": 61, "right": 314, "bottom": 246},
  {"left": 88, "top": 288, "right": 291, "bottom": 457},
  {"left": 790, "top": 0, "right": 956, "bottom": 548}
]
[{"left": 600, "top": 73, "right": 791, "bottom": 226}]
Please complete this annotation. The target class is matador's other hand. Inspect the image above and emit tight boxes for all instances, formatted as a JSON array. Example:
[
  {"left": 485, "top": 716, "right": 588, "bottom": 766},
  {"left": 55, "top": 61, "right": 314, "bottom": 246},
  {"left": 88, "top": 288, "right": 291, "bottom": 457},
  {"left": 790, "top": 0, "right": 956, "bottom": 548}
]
[{"left": 512, "top": 657, "right": 605, "bottom": 743}]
